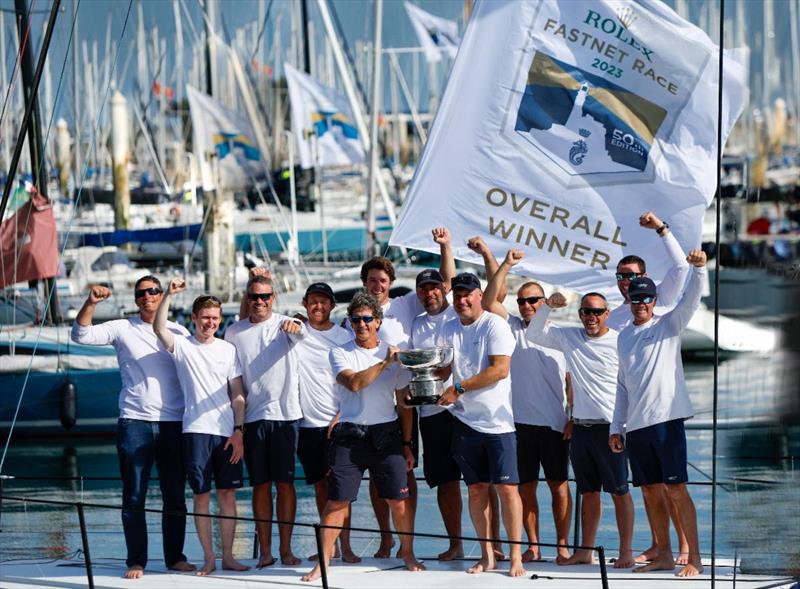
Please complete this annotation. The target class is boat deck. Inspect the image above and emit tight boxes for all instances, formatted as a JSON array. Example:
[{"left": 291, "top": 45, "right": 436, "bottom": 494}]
[{"left": 0, "top": 555, "right": 796, "bottom": 589}]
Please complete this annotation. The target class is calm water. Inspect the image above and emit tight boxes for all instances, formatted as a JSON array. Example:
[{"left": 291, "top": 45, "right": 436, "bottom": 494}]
[{"left": 1, "top": 354, "right": 798, "bottom": 574}]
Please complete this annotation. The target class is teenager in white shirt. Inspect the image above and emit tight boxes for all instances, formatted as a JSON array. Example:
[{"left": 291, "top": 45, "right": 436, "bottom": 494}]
[
  {"left": 71, "top": 276, "right": 195, "bottom": 579},
  {"left": 302, "top": 292, "right": 424, "bottom": 582},
  {"left": 610, "top": 250, "right": 708, "bottom": 578},
  {"left": 154, "top": 280, "right": 248, "bottom": 577},
  {"left": 483, "top": 250, "right": 572, "bottom": 564}
]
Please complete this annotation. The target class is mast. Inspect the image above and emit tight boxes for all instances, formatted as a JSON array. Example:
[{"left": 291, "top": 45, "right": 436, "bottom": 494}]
[
  {"left": 365, "top": 0, "right": 383, "bottom": 258},
  {"left": 71, "top": 0, "right": 81, "bottom": 187}
]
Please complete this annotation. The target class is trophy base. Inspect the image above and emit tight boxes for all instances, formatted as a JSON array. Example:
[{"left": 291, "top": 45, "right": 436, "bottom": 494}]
[{"left": 405, "top": 394, "right": 442, "bottom": 406}]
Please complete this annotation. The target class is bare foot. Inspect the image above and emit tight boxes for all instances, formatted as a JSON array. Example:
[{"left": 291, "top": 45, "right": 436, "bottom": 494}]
[
  {"left": 374, "top": 536, "right": 395, "bottom": 558},
  {"left": 675, "top": 551, "right": 689, "bottom": 566},
  {"left": 341, "top": 547, "right": 362, "bottom": 563},
  {"left": 168, "top": 561, "right": 196, "bottom": 573},
  {"left": 438, "top": 545, "right": 464, "bottom": 561},
  {"left": 467, "top": 557, "right": 496, "bottom": 574},
  {"left": 509, "top": 557, "right": 525, "bottom": 577},
  {"left": 493, "top": 548, "right": 507, "bottom": 561},
  {"left": 635, "top": 545, "right": 659, "bottom": 563},
  {"left": 123, "top": 565, "right": 144, "bottom": 579},
  {"left": 521, "top": 548, "right": 541, "bottom": 563},
  {"left": 614, "top": 551, "right": 636, "bottom": 569},
  {"left": 634, "top": 558, "right": 675, "bottom": 573},
  {"left": 555, "top": 547, "right": 571, "bottom": 564},
  {"left": 196, "top": 559, "right": 216, "bottom": 576},
  {"left": 256, "top": 555, "right": 276, "bottom": 569},
  {"left": 676, "top": 562, "right": 703, "bottom": 577},
  {"left": 399, "top": 552, "right": 426, "bottom": 572},
  {"left": 301, "top": 563, "right": 323, "bottom": 582},
  {"left": 281, "top": 551, "right": 301, "bottom": 566},
  {"left": 559, "top": 550, "right": 595, "bottom": 566},
  {"left": 222, "top": 558, "right": 250, "bottom": 572}
]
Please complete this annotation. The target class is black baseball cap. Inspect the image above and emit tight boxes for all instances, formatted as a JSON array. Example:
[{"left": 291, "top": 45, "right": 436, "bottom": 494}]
[
  {"left": 304, "top": 282, "right": 335, "bottom": 302},
  {"left": 628, "top": 277, "right": 657, "bottom": 299},
  {"left": 451, "top": 272, "right": 482, "bottom": 292},
  {"left": 416, "top": 268, "right": 444, "bottom": 287}
]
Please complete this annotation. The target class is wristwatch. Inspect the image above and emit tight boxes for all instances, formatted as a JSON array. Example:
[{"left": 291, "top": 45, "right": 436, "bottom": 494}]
[
  {"left": 233, "top": 424, "right": 245, "bottom": 433},
  {"left": 454, "top": 382, "right": 466, "bottom": 396},
  {"left": 656, "top": 222, "right": 670, "bottom": 236}
]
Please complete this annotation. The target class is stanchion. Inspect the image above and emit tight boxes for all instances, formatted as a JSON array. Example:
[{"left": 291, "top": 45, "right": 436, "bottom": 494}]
[
  {"left": 76, "top": 502, "right": 95, "bottom": 589},
  {"left": 313, "top": 523, "right": 329, "bottom": 589},
  {"left": 597, "top": 545, "right": 608, "bottom": 589}
]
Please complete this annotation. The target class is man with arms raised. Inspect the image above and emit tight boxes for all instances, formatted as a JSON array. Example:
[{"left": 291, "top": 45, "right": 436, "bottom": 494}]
[
  {"left": 154, "top": 281, "right": 249, "bottom": 576},
  {"left": 225, "top": 273, "right": 304, "bottom": 567},
  {"left": 302, "top": 292, "right": 424, "bottom": 582},
  {"left": 408, "top": 266, "right": 463, "bottom": 560},
  {"left": 294, "top": 282, "right": 359, "bottom": 563},
  {"left": 71, "top": 276, "right": 195, "bottom": 579},
  {"left": 610, "top": 250, "right": 708, "bottom": 578},
  {"left": 437, "top": 272, "right": 524, "bottom": 577},
  {"left": 525, "top": 253, "right": 636, "bottom": 569},
  {"left": 483, "top": 250, "right": 572, "bottom": 564}
]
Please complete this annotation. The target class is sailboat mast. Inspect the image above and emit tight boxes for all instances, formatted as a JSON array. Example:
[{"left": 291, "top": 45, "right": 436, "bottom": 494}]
[{"left": 366, "top": 0, "right": 383, "bottom": 258}]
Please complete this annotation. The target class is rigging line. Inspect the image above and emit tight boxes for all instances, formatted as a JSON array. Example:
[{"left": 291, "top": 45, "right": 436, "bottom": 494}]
[
  {"left": 711, "top": 1, "right": 727, "bottom": 586},
  {"left": 0, "top": 0, "right": 134, "bottom": 476},
  {"left": 0, "top": 0, "right": 35, "bottom": 149},
  {"left": 248, "top": 0, "right": 273, "bottom": 64}
]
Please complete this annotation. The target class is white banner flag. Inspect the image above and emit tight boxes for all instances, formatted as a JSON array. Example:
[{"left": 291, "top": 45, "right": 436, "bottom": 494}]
[
  {"left": 391, "top": 0, "right": 746, "bottom": 301},
  {"left": 186, "top": 84, "right": 264, "bottom": 191},
  {"left": 404, "top": 1, "right": 460, "bottom": 63},
  {"left": 284, "top": 63, "right": 365, "bottom": 169}
]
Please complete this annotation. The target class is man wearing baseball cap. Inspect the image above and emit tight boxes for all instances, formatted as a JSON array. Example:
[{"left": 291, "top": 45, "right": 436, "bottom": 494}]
[
  {"left": 437, "top": 272, "right": 524, "bottom": 577},
  {"left": 610, "top": 249, "right": 709, "bottom": 578}
]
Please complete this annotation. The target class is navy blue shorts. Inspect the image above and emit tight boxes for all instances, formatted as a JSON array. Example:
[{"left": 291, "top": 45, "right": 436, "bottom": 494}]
[
  {"left": 515, "top": 423, "right": 570, "bottom": 484},
  {"left": 452, "top": 417, "right": 519, "bottom": 486},
  {"left": 244, "top": 419, "right": 300, "bottom": 486},
  {"left": 183, "top": 433, "right": 244, "bottom": 495},
  {"left": 626, "top": 419, "right": 688, "bottom": 487},
  {"left": 328, "top": 420, "right": 409, "bottom": 502},
  {"left": 570, "top": 423, "right": 629, "bottom": 495},
  {"left": 419, "top": 411, "right": 461, "bottom": 488},
  {"left": 297, "top": 426, "right": 331, "bottom": 485}
]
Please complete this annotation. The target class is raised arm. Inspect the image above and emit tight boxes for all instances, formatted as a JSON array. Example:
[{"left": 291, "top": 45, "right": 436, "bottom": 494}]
[
  {"left": 525, "top": 293, "right": 568, "bottom": 351},
  {"left": 467, "top": 236, "right": 505, "bottom": 302},
  {"left": 154, "top": 278, "right": 185, "bottom": 353},
  {"left": 71, "top": 285, "right": 116, "bottom": 344},
  {"left": 336, "top": 345, "right": 399, "bottom": 393},
  {"left": 640, "top": 211, "right": 690, "bottom": 307},
  {"left": 226, "top": 376, "right": 246, "bottom": 463},
  {"left": 432, "top": 227, "right": 455, "bottom": 294},
  {"left": 483, "top": 249, "right": 524, "bottom": 319},
  {"left": 664, "top": 249, "right": 707, "bottom": 334}
]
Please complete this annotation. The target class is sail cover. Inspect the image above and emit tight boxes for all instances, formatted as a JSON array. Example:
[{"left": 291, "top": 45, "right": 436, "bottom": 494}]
[{"left": 1, "top": 188, "right": 59, "bottom": 288}]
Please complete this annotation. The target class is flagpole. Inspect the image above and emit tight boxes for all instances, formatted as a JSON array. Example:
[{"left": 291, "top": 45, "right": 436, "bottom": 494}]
[{"left": 366, "top": 0, "right": 383, "bottom": 258}]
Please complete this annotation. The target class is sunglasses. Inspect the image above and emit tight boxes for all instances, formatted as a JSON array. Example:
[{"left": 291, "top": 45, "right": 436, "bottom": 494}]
[
  {"left": 247, "top": 292, "right": 274, "bottom": 302},
  {"left": 350, "top": 315, "right": 376, "bottom": 325},
  {"left": 630, "top": 296, "right": 655, "bottom": 305},
  {"left": 516, "top": 295, "right": 544, "bottom": 306},
  {"left": 615, "top": 272, "right": 644, "bottom": 281},
  {"left": 134, "top": 287, "right": 162, "bottom": 298},
  {"left": 579, "top": 307, "right": 607, "bottom": 317}
]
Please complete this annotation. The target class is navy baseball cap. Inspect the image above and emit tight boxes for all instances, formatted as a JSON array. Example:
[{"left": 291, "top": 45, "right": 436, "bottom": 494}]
[
  {"left": 416, "top": 269, "right": 444, "bottom": 287},
  {"left": 304, "top": 282, "right": 335, "bottom": 302},
  {"left": 628, "top": 277, "right": 657, "bottom": 299},
  {"left": 451, "top": 272, "right": 482, "bottom": 292}
]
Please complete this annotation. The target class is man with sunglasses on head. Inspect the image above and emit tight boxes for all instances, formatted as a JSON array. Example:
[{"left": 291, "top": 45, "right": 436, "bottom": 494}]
[
  {"left": 608, "top": 211, "right": 691, "bottom": 565},
  {"left": 224, "top": 271, "right": 305, "bottom": 567},
  {"left": 71, "top": 276, "right": 195, "bottom": 579},
  {"left": 526, "top": 275, "right": 636, "bottom": 569},
  {"left": 610, "top": 249, "right": 708, "bottom": 578},
  {"left": 483, "top": 249, "right": 572, "bottom": 565},
  {"left": 302, "top": 292, "right": 424, "bottom": 582}
]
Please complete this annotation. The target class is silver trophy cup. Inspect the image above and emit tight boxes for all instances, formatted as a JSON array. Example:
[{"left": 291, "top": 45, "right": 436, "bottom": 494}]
[{"left": 397, "top": 347, "right": 454, "bottom": 405}]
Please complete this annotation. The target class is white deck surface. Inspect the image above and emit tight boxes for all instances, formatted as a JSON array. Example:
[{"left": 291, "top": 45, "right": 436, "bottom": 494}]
[{"left": 0, "top": 556, "right": 796, "bottom": 589}]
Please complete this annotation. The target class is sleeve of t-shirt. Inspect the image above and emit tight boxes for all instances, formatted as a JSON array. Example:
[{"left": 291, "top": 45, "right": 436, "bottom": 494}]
[
  {"left": 170, "top": 333, "right": 186, "bottom": 360},
  {"left": 229, "top": 345, "right": 243, "bottom": 380},
  {"left": 70, "top": 319, "right": 120, "bottom": 346},
  {"left": 330, "top": 346, "right": 349, "bottom": 378},
  {"left": 401, "top": 289, "right": 424, "bottom": 318},
  {"left": 486, "top": 316, "right": 516, "bottom": 357},
  {"left": 610, "top": 366, "right": 629, "bottom": 436},
  {"left": 664, "top": 266, "right": 706, "bottom": 335},
  {"left": 525, "top": 306, "right": 567, "bottom": 352},
  {"left": 655, "top": 231, "right": 690, "bottom": 307}
]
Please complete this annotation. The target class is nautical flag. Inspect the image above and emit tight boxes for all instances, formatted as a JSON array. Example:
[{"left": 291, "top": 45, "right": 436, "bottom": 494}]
[
  {"left": 404, "top": 1, "right": 460, "bottom": 63},
  {"left": 186, "top": 84, "right": 263, "bottom": 191},
  {"left": 1, "top": 188, "right": 59, "bottom": 288},
  {"left": 390, "top": 0, "right": 746, "bottom": 301},
  {"left": 284, "top": 63, "right": 364, "bottom": 169}
]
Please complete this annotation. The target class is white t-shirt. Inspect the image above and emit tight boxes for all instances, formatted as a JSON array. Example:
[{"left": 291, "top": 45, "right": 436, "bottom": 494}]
[
  {"left": 330, "top": 340, "right": 410, "bottom": 426},
  {"left": 172, "top": 336, "right": 242, "bottom": 436},
  {"left": 611, "top": 267, "right": 705, "bottom": 436},
  {"left": 225, "top": 314, "right": 304, "bottom": 423},
  {"left": 508, "top": 315, "right": 568, "bottom": 432},
  {"left": 295, "top": 323, "right": 353, "bottom": 428},
  {"left": 607, "top": 231, "right": 690, "bottom": 331},
  {"left": 71, "top": 316, "right": 189, "bottom": 421},
  {"left": 410, "top": 305, "right": 458, "bottom": 418},
  {"left": 527, "top": 306, "right": 619, "bottom": 423},
  {"left": 443, "top": 311, "right": 516, "bottom": 434}
]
